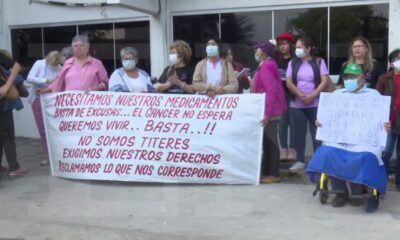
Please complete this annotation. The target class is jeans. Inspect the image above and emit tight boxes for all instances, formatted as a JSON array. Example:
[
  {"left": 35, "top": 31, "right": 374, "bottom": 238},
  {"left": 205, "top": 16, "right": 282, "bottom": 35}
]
[
  {"left": 382, "top": 131, "right": 400, "bottom": 186},
  {"left": 278, "top": 108, "right": 294, "bottom": 149},
  {"left": 261, "top": 120, "right": 280, "bottom": 177},
  {"left": 290, "top": 107, "right": 321, "bottom": 163}
]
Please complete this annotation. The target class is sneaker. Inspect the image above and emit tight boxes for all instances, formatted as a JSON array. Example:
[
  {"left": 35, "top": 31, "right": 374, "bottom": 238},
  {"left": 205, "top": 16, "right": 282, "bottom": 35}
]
[
  {"left": 331, "top": 194, "right": 348, "bottom": 207},
  {"left": 280, "top": 149, "right": 288, "bottom": 160},
  {"left": 261, "top": 176, "right": 281, "bottom": 183},
  {"left": 287, "top": 148, "right": 297, "bottom": 160},
  {"left": 289, "top": 161, "right": 305, "bottom": 172},
  {"left": 40, "top": 160, "right": 50, "bottom": 166},
  {"left": 9, "top": 167, "right": 29, "bottom": 176}
]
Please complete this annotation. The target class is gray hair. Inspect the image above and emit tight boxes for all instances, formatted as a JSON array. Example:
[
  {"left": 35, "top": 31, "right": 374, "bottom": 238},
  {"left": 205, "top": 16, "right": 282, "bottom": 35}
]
[
  {"left": 120, "top": 47, "right": 139, "bottom": 59},
  {"left": 60, "top": 47, "right": 73, "bottom": 59},
  {"left": 72, "top": 34, "right": 90, "bottom": 48}
]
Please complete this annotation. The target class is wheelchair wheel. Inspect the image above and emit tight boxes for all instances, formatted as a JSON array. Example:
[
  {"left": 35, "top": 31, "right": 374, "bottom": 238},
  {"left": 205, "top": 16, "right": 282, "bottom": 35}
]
[
  {"left": 366, "top": 189, "right": 380, "bottom": 213},
  {"left": 319, "top": 173, "right": 329, "bottom": 204}
]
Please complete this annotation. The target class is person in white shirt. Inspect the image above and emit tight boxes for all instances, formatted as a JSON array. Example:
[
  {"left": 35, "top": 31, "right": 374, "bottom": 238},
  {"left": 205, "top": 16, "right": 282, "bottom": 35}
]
[
  {"left": 27, "top": 51, "right": 62, "bottom": 165},
  {"left": 108, "top": 47, "right": 154, "bottom": 93},
  {"left": 192, "top": 38, "right": 238, "bottom": 97}
]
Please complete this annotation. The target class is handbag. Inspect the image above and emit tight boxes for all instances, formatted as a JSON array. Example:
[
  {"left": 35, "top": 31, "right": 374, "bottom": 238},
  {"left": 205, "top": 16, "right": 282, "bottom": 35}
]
[
  {"left": 16, "top": 83, "right": 29, "bottom": 97},
  {"left": 0, "top": 79, "right": 19, "bottom": 101}
]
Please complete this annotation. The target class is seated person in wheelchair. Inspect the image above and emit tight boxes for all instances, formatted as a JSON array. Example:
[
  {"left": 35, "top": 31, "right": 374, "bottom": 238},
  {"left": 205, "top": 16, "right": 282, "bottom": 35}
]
[{"left": 306, "top": 63, "right": 390, "bottom": 212}]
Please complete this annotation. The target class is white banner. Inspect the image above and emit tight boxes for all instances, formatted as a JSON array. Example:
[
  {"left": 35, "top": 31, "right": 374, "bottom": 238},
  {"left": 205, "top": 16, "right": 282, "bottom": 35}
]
[
  {"left": 316, "top": 92, "right": 390, "bottom": 147},
  {"left": 41, "top": 91, "right": 265, "bottom": 185}
]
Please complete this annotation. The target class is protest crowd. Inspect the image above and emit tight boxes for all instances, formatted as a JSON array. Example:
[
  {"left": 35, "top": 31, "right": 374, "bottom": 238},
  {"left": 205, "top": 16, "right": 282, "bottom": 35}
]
[{"left": 1, "top": 31, "right": 400, "bottom": 213}]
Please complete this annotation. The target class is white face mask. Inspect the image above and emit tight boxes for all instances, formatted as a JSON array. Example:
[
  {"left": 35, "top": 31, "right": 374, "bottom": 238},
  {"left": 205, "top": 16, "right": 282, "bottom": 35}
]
[
  {"left": 122, "top": 60, "right": 136, "bottom": 70},
  {"left": 393, "top": 59, "right": 400, "bottom": 71},
  {"left": 206, "top": 45, "right": 219, "bottom": 57},
  {"left": 169, "top": 53, "right": 179, "bottom": 64},
  {"left": 295, "top": 48, "right": 306, "bottom": 58}
]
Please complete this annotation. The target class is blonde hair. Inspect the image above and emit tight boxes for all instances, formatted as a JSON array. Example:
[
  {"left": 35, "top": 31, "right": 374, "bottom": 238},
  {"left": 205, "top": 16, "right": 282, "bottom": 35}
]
[
  {"left": 46, "top": 50, "right": 60, "bottom": 66},
  {"left": 347, "top": 36, "right": 374, "bottom": 72},
  {"left": 169, "top": 40, "right": 192, "bottom": 64}
]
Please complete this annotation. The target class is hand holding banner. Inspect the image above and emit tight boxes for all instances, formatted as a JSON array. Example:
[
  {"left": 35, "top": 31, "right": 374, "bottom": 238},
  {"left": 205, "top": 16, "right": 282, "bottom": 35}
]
[
  {"left": 316, "top": 92, "right": 390, "bottom": 147},
  {"left": 41, "top": 91, "right": 265, "bottom": 184}
]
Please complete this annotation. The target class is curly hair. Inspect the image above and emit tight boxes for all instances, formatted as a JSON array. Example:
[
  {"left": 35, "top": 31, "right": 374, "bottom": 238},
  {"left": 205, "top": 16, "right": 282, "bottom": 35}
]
[{"left": 169, "top": 40, "right": 192, "bottom": 64}]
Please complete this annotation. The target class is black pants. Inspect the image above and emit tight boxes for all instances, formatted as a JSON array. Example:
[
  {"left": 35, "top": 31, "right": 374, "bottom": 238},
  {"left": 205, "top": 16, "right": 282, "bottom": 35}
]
[
  {"left": 0, "top": 100, "right": 3, "bottom": 164},
  {"left": 0, "top": 110, "right": 19, "bottom": 171},
  {"left": 331, "top": 176, "right": 363, "bottom": 195},
  {"left": 261, "top": 120, "right": 280, "bottom": 177}
]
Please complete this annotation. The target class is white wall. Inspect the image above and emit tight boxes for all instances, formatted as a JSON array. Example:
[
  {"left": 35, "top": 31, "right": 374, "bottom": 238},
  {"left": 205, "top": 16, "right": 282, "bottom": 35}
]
[{"left": 389, "top": 0, "right": 400, "bottom": 53}]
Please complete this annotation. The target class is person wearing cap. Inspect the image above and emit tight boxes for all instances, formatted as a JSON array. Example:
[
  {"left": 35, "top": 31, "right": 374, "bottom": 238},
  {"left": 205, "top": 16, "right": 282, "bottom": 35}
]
[
  {"left": 253, "top": 41, "right": 287, "bottom": 183},
  {"left": 192, "top": 38, "right": 238, "bottom": 97},
  {"left": 376, "top": 49, "right": 400, "bottom": 191},
  {"left": 276, "top": 32, "right": 297, "bottom": 161},
  {"left": 307, "top": 63, "right": 390, "bottom": 212},
  {"left": 286, "top": 36, "right": 329, "bottom": 172}
]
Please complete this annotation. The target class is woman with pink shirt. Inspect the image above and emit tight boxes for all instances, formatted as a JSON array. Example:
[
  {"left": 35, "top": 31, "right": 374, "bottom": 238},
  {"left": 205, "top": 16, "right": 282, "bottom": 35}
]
[
  {"left": 39, "top": 35, "right": 108, "bottom": 94},
  {"left": 252, "top": 41, "right": 287, "bottom": 183},
  {"left": 286, "top": 36, "right": 329, "bottom": 172}
]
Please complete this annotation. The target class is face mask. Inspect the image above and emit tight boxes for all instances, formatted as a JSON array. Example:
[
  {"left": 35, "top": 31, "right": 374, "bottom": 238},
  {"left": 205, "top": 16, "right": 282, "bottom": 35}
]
[
  {"left": 295, "top": 48, "right": 306, "bottom": 58},
  {"left": 344, "top": 78, "right": 359, "bottom": 92},
  {"left": 169, "top": 53, "right": 179, "bottom": 64},
  {"left": 393, "top": 60, "right": 400, "bottom": 71},
  {"left": 255, "top": 54, "right": 261, "bottom": 63},
  {"left": 122, "top": 60, "right": 136, "bottom": 70},
  {"left": 206, "top": 45, "right": 219, "bottom": 57}
]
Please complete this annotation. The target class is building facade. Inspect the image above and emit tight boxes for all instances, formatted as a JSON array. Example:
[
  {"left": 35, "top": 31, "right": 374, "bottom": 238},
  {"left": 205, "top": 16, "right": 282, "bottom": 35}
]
[{"left": 0, "top": 0, "right": 399, "bottom": 138}]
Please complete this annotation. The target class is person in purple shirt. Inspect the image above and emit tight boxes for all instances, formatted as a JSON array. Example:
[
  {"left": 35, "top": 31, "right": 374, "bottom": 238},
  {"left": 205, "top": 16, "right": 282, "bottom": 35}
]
[
  {"left": 286, "top": 36, "right": 329, "bottom": 172},
  {"left": 253, "top": 41, "right": 287, "bottom": 183}
]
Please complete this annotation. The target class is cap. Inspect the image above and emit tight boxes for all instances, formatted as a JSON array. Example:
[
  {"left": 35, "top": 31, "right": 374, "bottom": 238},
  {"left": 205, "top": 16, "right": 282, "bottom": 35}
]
[
  {"left": 253, "top": 41, "right": 276, "bottom": 58},
  {"left": 276, "top": 32, "right": 295, "bottom": 44},
  {"left": 344, "top": 63, "right": 363, "bottom": 75}
]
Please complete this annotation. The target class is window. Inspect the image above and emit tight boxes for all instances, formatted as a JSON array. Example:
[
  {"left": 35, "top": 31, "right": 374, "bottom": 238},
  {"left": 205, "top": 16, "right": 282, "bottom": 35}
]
[
  {"left": 43, "top": 26, "right": 76, "bottom": 56},
  {"left": 11, "top": 28, "right": 43, "bottom": 77},
  {"left": 221, "top": 12, "right": 272, "bottom": 70},
  {"left": 275, "top": 8, "right": 327, "bottom": 60},
  {"left": 11, "top": 21, "right": 150, "bottom": 78},
  {"left": 79, "top": 23, "right": 115, "bottom": 75},
  {"left": 173, "top": 14, "right": 219, "bottom": 64},
  {"left": 114, "top": 21, "right": 151, "bottom": 74},
  {"left": 329, "top": 4, "right": 389, "bottom": 73}
]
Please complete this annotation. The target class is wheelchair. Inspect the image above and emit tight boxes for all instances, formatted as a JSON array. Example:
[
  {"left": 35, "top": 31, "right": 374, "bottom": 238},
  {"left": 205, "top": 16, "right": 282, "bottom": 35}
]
[{"left": 313, "top": 173, "right": 381, "bottom": 212}]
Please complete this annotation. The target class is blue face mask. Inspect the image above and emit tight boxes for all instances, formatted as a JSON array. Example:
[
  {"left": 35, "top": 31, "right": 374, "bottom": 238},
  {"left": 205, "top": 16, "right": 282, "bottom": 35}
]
[
  {"left": 255, "top": 54, "right": 261, "bottom": 63},
  {"left": 344, "top": 79, "right": 359, "bottom": 92},
  {"left": 206, "top": 45, "right": 219, "bottom": 57}
]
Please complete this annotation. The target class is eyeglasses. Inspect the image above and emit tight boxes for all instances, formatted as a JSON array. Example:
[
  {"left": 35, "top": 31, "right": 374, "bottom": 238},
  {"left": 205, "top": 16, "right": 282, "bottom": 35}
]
[{"left": 352, "top": 45, "right": 366, "bottom": 49}]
